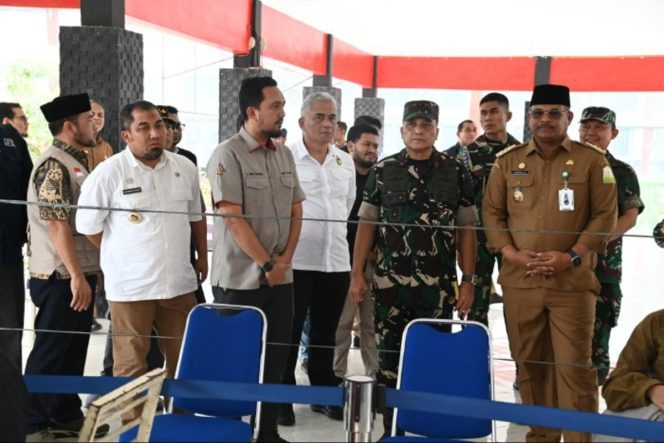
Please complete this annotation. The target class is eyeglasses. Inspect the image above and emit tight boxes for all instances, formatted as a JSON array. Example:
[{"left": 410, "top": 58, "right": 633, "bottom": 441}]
[
  {"left": 172, "top": 123, "right": 186, "bottom": 130},
  {"left": 12, "top": 115, "right": 28, "bottom": 122},
  {"left": 529, "top": 109, "right": 568, "bottom": 120}
]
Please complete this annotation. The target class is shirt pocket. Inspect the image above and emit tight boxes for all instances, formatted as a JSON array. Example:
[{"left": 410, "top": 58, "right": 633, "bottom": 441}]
[
  {"left": 506, "top": 174, "right": 535, "bottom": 212},
  {"left": 245, "top": 174, "right": 270, "bottom": 209},
  {"left": 561, "top": 174, "right": 589, "bottom": 210}
]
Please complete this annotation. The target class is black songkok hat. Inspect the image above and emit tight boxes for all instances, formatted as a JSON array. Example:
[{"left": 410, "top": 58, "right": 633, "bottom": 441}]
[
  {"left": 530, "top": 84, "right": 570, "bottom": 108},
  {"left": 40, "top": 93, "right": 91, "bottom": 123}
]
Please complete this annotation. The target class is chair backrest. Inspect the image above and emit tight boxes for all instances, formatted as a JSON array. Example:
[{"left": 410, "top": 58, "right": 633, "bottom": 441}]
[
  {"left": 394, "top": 319, "right": 494, "bottom": 440},
  {"left": 80, "top": 368, "right": 166, "bottom": 442},
  {"left": 172, "top": 303, "right": 267, "bottom": 420}
]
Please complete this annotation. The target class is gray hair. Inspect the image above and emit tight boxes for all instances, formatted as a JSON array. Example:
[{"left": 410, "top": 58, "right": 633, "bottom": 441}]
[{"left": 301, "top": 92, "right": 337, "bottom": 117}]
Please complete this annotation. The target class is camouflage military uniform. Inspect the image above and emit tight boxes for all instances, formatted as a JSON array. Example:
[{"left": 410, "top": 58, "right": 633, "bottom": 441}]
[
  {"left": 360, "top": 148, "right": 476, "bottom": 386},
  {"left": 592, "top": 151, "right": 644, "bottom": 383},
  {"left": 463, "top": 133, "right": 521, "bottom": 326}
]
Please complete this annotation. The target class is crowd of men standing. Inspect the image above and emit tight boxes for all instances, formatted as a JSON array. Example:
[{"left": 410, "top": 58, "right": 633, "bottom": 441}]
[{"left": 0, "top": 77, "right": 652, "bottom": 442}]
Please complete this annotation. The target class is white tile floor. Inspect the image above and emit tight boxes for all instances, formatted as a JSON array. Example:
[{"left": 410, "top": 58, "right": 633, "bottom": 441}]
[{"left": 20, "top": 236, "right": 664, "bottom": 442}]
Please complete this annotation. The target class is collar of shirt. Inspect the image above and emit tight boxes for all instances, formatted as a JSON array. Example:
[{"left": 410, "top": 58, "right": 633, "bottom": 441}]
[
  {"left": 239, "top": 126, "right": 277, "bottom": 153},
  {"left": 291, "top": 136, "right": 336, "bottom": 163},
  {"left": 53, "top": 138, "right": 90, "bottom": 171},
  {"left": 525, "top": 136, "right": 573, "bottom": 157},
  {"left": 124, "top": 145, "right": 170, "bottom": 171},
  {"left": 396, "top": 146, "right": 443, "bottom": 166}
]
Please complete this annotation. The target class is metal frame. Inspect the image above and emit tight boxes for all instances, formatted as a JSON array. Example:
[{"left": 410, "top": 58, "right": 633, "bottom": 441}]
[{"left": 392, "top": 318, "right": 496, "bottom": 441}]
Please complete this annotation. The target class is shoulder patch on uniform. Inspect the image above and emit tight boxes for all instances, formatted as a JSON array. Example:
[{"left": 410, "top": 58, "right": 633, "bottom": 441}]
[
  {"left": 577, "top": 140, "right": 605, "bottom": 155},
  {"left": 495, "top": 143, "right": 525, "bottom": 158},
  {"left": 602, "top": 165, "right": 616, "bottom": 184}
]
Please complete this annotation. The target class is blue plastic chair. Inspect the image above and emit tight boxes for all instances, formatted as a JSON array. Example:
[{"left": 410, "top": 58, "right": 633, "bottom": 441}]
[
  {"left": 385, "top": 319, "right": 495, "bottom": 442},
  {"left": 121, "top": 303, "right": 267, "bottom": 442}
]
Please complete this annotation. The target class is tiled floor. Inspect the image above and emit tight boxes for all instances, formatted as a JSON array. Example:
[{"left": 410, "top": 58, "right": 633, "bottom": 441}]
[{"left": 21, "top": 236, "right": 664, "bottom": 441}]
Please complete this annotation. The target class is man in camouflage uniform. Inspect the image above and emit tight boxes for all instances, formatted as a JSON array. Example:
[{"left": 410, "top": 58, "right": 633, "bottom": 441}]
[
  {"left": 349, "top": 100, "right": 478, "bottom": 434},
  {"left": 579, "top": 106, "right": 644, "bottom": 385},
  {"left": 455, "top": 93, "right": 521, "bottom": 326}
]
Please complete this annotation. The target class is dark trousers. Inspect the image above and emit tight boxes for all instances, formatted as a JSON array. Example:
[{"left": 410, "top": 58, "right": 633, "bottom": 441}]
[
  {"left": 0, "top": 261, "right": 25, "bottom": 370},
  {"left": 212, "top": 284, "right": 293, "bottom": 436},
  {"left": 284, "top": 270, "right": 349, "bottom": 393},
  {"left": 25, "top": 274, "right": 97, "bottom": 432}
]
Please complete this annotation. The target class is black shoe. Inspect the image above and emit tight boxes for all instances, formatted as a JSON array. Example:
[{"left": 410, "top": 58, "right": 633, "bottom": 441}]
[
  {"left": 278, "top": 405, "right": 295, "bottom": 426},
  {"left": 91, "top": 319, "right": 102, "bottom": 332},
  {"left": 310, "top": 404, "right": 343, "bottom": 421},
  {"left": 489, "top": 292, "right": 504, "bottom": 304},
  {"left": 256, "top": 430, "right": 289, "bottom": 442},
  {"left": 352, "top": 335, "right": 360, "bottom": 348}
]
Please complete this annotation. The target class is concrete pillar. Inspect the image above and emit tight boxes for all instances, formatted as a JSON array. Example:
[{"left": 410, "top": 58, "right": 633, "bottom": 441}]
[
  {"left": 353, "top": 97, "right": 385, "bottom": 127},
  {"left": 303, "top": 86, "right": 343, "bottom": 120},
  {"left": 59, "top": 26, "right": 143, "bottom": 152},
  {"left": 218, "top": 67, "right": 272, "bottom": 143}
]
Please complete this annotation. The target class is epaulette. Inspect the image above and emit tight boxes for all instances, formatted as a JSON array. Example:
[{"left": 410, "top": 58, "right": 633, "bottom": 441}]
[
  {"left": 495, "top": 143, "right": 525, "bottom": 158},
  {"left": 576, "top": 140, "right": 605, "bottom": 155}
]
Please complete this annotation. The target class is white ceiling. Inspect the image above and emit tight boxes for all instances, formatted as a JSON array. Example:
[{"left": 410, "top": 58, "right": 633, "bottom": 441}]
[{"left": 263, "top": 0, "right": 664, "bottom": 57}]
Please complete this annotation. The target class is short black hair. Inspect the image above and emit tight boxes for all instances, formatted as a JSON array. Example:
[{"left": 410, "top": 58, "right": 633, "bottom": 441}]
[
  {"left": 354, "top": 115, "right": 382, "bottom": 130},
  {"left": 480, "top": 92, "right": 510, "bottom": 109},
  {"left": 457, "top": 119, "right": 474, "bottom": 133},
  {"left": 0, "top": 102, "right": 20, "bottom": 120},
  {"left": 337, "top": 121, "right": 347, "bottom": 131},
  {"left": 347, "top": 124, "right": 378, "bottom": 143},
  {"left": 159, "top": 105, "right": 178, "bottom": 114},
  {"left": 120, "top": 100, "right": 159, "bottom": 131},
  {"left": 48, "top": 117, "right": 70, "bottom": 136},
  {"left": 239, "top": 76, "right": 278, "bottom": 122}
]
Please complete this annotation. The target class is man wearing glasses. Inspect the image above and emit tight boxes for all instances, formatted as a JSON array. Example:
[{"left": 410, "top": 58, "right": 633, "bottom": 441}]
[
  {"left": 350, "top": 100, "right": 478, "bottom": 435},
  {"left": 483, "top": 84, "right": 618, "bottom": 442},
  {"left": 0, "top": 102, "right": 29, "bottom": 138},
  {"left": 158, "top": 105, "right": 197, "bottom": 166}
]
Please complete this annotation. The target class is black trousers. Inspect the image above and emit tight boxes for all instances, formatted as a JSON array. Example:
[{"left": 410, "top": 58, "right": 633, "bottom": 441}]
[
  {"left": 24, "top": 274, "right": 97, "bottom": 432},
  {"left": 212, "top": 284, "right": 293, "bottom": 436},
  {"left": 0, "top": 261, "right": 25, "bottom": 370},
  {"left": 283, "top": 270, "right": 349, "bottom": 394}
]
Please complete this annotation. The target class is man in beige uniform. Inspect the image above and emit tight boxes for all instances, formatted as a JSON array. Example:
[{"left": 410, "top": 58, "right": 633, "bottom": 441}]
[
  {"left": 24, "top": 93, "right": 104, "bottom": 438},
  {"left": 207, "top": 76, "right": 304, "bottom": 442},
  {"left": 483, "top": 84, "right": 617, "bottom": 442}
]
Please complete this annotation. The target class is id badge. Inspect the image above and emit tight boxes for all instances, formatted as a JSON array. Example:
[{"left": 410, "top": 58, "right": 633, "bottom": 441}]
[{"left": 559, "top": 188, "right": 574, "bottom": 211}]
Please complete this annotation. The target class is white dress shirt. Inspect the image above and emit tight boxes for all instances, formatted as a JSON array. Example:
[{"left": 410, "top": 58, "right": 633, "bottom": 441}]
[
  {"left": 290, "top": 137, "right": 356, "bottom": 272},
  {"left": 76, "top": 148, "right": 202, "bottom": 302}
]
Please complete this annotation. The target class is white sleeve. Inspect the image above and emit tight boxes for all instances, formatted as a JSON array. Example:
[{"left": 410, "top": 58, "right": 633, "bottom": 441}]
[{"left": 76, "top": 168, "right": 110, "bottom": 235}]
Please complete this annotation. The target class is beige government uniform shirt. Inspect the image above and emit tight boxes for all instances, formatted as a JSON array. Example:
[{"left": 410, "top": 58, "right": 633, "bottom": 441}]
[
  {"left": 483, "top": 137, "right": 618, "bottom": 292},
  {"left": 207, "top": 127, "right": 306, "bottom": 290}
]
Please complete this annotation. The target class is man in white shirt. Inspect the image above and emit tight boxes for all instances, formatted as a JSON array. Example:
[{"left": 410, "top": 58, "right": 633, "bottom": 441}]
[
  {"left": 281, "top": 92, "right": 355, "bottom": 423},
  {"left": 76, "top": 101, "right": 207, "bottom": 419}
]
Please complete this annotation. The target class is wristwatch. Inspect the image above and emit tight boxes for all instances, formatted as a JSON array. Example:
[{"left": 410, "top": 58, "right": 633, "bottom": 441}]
[
  {"left": 567, "top": 249, "right": 582, "bottom": 267},
  {"left": 461, "top": 274, "right": 479, "bottom": 286},
  {"left": 261, "top": 260, "right": 275, "bottom": 273}
]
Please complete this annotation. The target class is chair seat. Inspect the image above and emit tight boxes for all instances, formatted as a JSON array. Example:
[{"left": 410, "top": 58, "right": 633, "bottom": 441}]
[{"left": 120, "top": 413, "right": 253, "bottom": 442}]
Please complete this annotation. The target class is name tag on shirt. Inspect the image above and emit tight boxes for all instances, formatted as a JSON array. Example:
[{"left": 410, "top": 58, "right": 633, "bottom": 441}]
[
  {"left": 122, "top": 187, "right": 142, "bottom": 195},
  {"left": 559, "top": 188, "right": 574, "bottom": 211}
]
